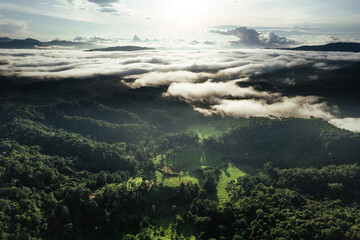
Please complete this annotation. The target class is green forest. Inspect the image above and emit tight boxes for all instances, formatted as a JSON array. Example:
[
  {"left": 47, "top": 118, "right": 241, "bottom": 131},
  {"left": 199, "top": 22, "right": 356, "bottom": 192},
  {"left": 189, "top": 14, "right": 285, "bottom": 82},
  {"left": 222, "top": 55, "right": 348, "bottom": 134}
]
[{"left": 1, "top": 77, "right": 360, "bottom": 240}]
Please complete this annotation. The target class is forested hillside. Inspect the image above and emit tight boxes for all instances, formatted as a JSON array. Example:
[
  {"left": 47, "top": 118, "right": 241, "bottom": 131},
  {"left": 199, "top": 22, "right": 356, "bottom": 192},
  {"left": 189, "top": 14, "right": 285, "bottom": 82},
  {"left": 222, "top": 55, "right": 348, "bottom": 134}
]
[{"left": 1, "top": 76, "right": 360, "bottom": 239}]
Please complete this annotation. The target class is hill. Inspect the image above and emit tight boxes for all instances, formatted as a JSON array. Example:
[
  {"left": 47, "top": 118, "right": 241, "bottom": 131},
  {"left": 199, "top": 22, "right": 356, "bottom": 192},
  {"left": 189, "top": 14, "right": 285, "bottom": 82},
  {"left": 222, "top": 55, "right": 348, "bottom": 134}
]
[
  {"left": 1, "top": 74, "right": 360, "bottom": 239},
  {"left": 0, "top": 37, "right": 95, "bottom": 49},
  {"left": 283, "top": 42, "right": 360, "bottom": 52},
  {"left": 86, "top": 45, "right": 154, "bottom": 52}
]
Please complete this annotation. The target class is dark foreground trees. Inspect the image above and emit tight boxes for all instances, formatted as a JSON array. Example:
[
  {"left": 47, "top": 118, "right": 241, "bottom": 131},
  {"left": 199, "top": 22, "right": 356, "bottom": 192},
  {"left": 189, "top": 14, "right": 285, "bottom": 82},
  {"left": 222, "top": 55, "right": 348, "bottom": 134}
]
[{"left": 1, "top": 80, "right": 360, "bottom": 239}]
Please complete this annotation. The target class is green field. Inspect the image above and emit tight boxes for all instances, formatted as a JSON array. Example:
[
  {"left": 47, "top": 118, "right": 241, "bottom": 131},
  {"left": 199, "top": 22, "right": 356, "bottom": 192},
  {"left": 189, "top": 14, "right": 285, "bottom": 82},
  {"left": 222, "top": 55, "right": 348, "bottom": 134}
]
[
  {"left": 155, "top": 163, "right": 258, "bottom": 203},
  {"left": 209, "top": 164, "right": 259, "bottom": 203},
  {"left": 185, "top": 123, "right": 224, "bottom": 140},
  {"left": 155, "top": 171, "right": 199, "bottom": 187},
  {"left": 151, "top": 217, "right": 197, "bottom": 240},
  {"left": 185, "top": 119, "right": 239, "bottom": 140}
]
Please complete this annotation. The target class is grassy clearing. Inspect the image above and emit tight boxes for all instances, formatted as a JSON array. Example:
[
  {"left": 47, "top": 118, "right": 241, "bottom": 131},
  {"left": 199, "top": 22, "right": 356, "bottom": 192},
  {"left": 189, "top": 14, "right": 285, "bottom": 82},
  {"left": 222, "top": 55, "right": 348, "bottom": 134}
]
[
  {"left": 209, "top": 164, "right": 259, "bottom": 203},
  {"left": 185, "top": 118, "right": 241, "bottom": 140},
  {"left": 150, "top": 191, "right": 198, "bottom": 239},
  {"left": 149, "top": 219, "right": 197, "bottom": 240},
  {"left": 155, "top": 171, "right": 199, "bottom": 187},
  {"left": 186, "top": 123, "right": 225, "bottom": 140},
  {"left": 182, "top": 175, "right": 199, "bottom": 185},
  {"left": 216, "top": 164, "right": 246, "bottom": 202},
  {"left": 151, "top": 206, "right": 198, "bottom": 240}
]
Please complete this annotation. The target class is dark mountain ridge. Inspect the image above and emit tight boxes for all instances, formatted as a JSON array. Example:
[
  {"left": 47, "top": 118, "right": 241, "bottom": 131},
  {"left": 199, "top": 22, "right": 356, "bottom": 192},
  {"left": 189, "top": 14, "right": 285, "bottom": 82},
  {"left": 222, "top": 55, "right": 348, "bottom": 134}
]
[
  {"left": 0, "top": 37, "right": 96, "bottom": 49},
  {"left": 86, "top": 46, "right": 154, "bottom": 52},
  {"left": 283, "top": 42, "right": 360, "bottom": 52}
]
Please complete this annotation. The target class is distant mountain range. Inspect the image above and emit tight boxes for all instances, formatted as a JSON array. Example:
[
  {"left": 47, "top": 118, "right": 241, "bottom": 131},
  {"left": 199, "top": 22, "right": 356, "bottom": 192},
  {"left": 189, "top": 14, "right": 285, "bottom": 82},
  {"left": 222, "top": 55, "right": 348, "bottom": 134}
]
[
  {"left": 0, "top": 37, "right": 12, "bottom": 43},
  {"left": 283, "top": 42, "right": 360, "bottom": 52},
  {"left": 2, "top": 38, "right": 359, "bottom": 53},
  {"left": 0, "top": 38, "right": 95, "bottom": 49},
  {"left": 0, "top": 37, "right": 154, "bottom": 51},
  {"left": 86, "top": 46, "right": 155, "bottom": 52},
  {"left": 132, "top": 35, "right": 142, "bottom": 42}
]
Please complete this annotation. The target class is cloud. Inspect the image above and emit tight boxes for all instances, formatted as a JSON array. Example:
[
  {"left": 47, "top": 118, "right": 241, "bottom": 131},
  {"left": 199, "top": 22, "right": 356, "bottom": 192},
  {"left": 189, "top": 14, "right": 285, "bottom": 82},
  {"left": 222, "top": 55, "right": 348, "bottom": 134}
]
[
  {"left": 65, "top": 0, "right": 128, "bottom": 15},
  {"left": 74, "top": 36, "right": 113, "bottom": 43},
  {"left": 1, "top": 48, "right": 359, "bottom": 80},
  {"left": 212, "top": 27, "right": 262, "bottom": 46},
  {"left": 163, "top": 79, "right": 336, "bottom": 121},
  {"left": 1, "top": 48, "right": 360, "bottom": 131},
  {"left": 164, "top": 79, "right": 274, "bottom": 101},
  {"left": 211, "top": 27, "right": 296, "bottom": 47},
  {"left": 87, "top": 0, "right": 119, "bottom": 7},
  {"left": 204, "top": 41, "right": 216, "bottom": 45},
  {"left": 99, "top": 7, "right": 118, "bottom": 13},
  {"left": 198, "top": 96, "right": 335, "bottom": 119},
  {"left": 86, "top": 0, "right": 129, "bottom": 16},
  {"left": 217, "top": 55, "right": 309, "bottom": 77},
  {"left": 261, "top": 32, "right": 297, "bottom": 46},
  {"left": 121, "top": 57, "right": 169, "bottom": 65},
  {"left": 330, "top": 118, "right": 360, "bottom": 132},
  {"left": 0, "top": 18, "right": 28, "bottom": 36},
  {"left": 124, "top": 71, "right": 207, "bottom": 88}
]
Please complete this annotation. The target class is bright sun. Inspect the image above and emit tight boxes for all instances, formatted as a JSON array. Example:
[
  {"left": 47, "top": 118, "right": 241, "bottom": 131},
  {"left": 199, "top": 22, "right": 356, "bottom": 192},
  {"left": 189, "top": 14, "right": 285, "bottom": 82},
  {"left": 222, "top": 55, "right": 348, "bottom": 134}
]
[{"left": 170, "top": 0, "right": 207, "bottom": 26}]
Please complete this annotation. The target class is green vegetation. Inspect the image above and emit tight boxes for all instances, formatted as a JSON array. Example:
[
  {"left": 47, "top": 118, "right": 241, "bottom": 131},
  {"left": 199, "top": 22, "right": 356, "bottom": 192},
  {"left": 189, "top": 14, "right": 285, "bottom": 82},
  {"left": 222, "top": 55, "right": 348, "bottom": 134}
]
[
  {"left": 222, "top": 163, "right": 360, "bottom": 239},
  {"left": 155, "top": 171, "right": 199, "bottom": 187},
  {"left": 185, "top": 119, "right": 237, "bottom": 140},
  {"left": 1, "top": 77, "right": 360, "bottom": 239},
  {"left": 214, "top": 164, "right": 247, "bottom": 202},
  {"left": 166, "top": 145, "right": 205, "bottom": 170}
]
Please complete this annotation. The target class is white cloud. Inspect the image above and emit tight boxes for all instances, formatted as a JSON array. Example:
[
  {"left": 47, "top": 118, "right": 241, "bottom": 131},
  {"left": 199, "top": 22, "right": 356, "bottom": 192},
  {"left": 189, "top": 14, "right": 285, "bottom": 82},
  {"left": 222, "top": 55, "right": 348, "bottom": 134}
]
[
  {"left": 217, "top": 54, "right": 309, "bottom": 77},
  {"left": 164, "top": 79, "right": 274, "bottom": 101},
  {"left": 64, "top": 0, "right": 130, "bottom": 16},
  {"left": 211, "top": 27, "right": 296, "bottom": 47},
  {"left": 1, "top": 48, "right": 360, "bottom": 80},
  {"left": 87, "top": 0, "right": 120, "bottom": 7},
  {"left": 0, "top": 2, "right": 101, "bottom": 24},
  {"left": 124, "top": 71, "right": 207, "bottom": 88},
  {"left": 1, "top": 48, "right": 360, "bottom": 131},
  {"left": 0, "top": 18, "right": 28, "bottom": 36},
  {"left": 330, "top": 118, "right": 360, "bottom": 132},
  {"left": 197, "top": 96, "right": 335, "bottom": 119}
]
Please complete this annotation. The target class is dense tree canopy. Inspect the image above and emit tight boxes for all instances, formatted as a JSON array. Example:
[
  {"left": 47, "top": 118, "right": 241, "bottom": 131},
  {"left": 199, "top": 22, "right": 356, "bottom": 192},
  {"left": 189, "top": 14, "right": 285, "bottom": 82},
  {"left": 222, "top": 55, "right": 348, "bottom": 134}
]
[{"left": 1, "top": 77, "right": 360, "bottom": 239}]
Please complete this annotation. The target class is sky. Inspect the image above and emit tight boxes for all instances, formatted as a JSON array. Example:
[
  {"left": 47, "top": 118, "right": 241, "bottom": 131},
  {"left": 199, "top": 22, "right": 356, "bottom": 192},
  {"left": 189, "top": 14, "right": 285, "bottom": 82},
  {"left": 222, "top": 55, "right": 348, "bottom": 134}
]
[{"left": 0, "top": 0, "right": 360, "bottom": 44}]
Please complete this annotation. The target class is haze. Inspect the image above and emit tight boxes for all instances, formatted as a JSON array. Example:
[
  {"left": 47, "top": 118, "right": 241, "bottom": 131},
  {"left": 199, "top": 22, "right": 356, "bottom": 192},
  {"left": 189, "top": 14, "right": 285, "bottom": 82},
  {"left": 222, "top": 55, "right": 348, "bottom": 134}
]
[{"left": 1, "top": 0, "right": 360, "bottom": 43}]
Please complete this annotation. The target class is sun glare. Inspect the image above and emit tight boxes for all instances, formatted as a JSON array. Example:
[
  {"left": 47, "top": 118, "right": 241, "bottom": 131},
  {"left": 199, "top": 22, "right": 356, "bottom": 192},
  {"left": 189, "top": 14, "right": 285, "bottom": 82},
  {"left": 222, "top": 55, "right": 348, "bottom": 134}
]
[{"left": 170, "top": 0, "right": 207, "bottom": 26}]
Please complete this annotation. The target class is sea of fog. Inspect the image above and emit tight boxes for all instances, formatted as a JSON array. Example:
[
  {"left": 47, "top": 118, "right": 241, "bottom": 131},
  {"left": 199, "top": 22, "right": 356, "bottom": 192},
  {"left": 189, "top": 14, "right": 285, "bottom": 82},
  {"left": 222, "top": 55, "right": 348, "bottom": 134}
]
[{"left": 1, "top": 48, "right": 360, "bottom": 132}]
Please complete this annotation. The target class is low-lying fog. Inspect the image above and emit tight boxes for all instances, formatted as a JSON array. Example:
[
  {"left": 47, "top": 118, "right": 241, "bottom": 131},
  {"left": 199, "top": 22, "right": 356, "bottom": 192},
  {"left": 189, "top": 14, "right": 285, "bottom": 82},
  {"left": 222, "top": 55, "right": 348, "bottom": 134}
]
[{"left": 1, "top": 48, "right": 360, "bottom": 131}]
